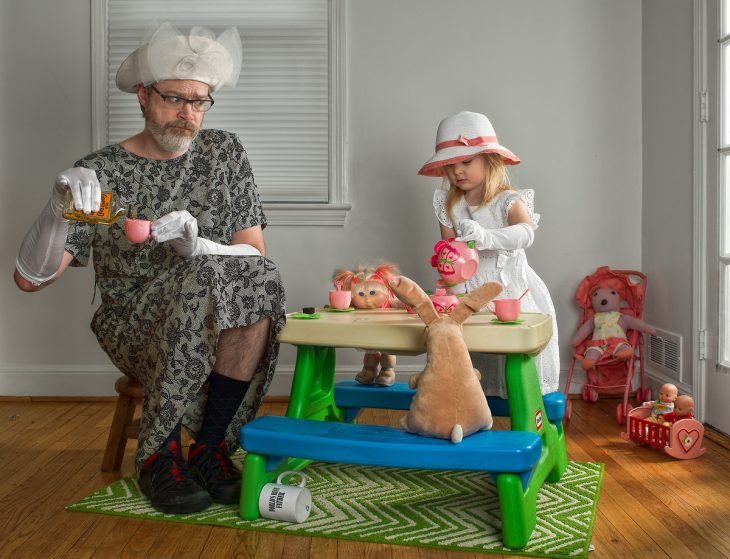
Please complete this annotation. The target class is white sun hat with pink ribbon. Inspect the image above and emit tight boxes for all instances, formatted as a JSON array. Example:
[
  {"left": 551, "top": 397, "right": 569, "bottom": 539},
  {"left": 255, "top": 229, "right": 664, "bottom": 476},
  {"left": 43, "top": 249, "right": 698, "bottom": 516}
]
[{"left": 418, "top": 111, "right": 520, "bottom": 176}]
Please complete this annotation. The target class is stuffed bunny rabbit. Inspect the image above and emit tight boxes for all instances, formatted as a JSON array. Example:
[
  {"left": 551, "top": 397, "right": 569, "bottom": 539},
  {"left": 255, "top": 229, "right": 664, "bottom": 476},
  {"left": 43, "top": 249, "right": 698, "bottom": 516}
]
[{"left": 389, "top": 276, "right": 503, "bottom": 443}]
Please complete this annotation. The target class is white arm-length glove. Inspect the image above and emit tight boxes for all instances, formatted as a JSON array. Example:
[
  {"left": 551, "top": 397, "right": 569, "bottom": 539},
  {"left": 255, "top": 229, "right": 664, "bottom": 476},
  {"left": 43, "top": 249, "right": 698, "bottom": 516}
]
[
  {"left": 16, "top": 167, "right": 101, "bottom": 285},
  {"left": 151, "top": 210, "right": 262, "bottom": 258},
  {"left": 456, "top": 219, "right": 535, "bottom": 251}
]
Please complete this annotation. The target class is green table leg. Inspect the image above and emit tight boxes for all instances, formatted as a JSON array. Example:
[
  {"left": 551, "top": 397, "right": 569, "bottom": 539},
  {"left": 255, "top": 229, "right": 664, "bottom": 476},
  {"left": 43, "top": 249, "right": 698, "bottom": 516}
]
[
  {"left": 497, "top": 473, "right": 536, "bottom": 549},
  {"left": 240, "top": 453, "right": 266, "bottom": 520},
  {"left": 498, "top": 353, "right": 568, "bottom": 548},
  {"left": 240, "top": 344, "right": 343, "bottom": 519},
  {"left": 286, "top": 346, "right": 343, "bottom": 421}
]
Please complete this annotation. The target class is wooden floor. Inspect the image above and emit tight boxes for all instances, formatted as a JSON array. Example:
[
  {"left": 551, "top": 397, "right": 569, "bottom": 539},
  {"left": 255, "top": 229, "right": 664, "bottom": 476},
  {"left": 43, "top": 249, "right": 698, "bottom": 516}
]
[{"left": 1, "top": 396, "right": 730, "bottom": 559}]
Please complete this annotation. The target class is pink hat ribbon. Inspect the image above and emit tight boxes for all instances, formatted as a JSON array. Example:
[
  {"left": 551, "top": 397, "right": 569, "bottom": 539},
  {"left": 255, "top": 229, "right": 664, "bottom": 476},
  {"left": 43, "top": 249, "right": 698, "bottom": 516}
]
[{"left": 436, "top": 134, "right": 497, "bottom": 151}]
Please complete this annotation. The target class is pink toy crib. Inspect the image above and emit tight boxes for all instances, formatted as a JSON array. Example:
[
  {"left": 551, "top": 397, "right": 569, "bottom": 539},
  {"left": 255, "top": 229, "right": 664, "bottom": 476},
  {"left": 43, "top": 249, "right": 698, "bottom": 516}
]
[
  {"left": 564, "top": 267, "right": 651, "bottom": 424},
  {"left": 620, "top": 406, "right": 706, "bottom": 459}
]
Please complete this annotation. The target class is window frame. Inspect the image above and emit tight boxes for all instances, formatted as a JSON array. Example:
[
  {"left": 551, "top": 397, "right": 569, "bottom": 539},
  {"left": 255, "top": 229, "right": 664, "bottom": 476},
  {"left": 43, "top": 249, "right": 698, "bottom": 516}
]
[{"left": 90, "top": 0, "right": 350, "bottom": 226}]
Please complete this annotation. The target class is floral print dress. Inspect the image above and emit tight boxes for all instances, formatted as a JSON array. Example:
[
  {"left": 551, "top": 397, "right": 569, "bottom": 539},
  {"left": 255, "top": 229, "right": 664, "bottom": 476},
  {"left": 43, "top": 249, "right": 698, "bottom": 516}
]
[{"left": 65, "top": 130, "right": 286, "bottom": 470}]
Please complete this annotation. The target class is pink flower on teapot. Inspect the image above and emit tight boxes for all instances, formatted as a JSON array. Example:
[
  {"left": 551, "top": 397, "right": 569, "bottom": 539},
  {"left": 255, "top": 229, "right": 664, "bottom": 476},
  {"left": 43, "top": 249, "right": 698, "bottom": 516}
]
[{"left": 431, "top": 238, "right": 479, "bottom": 288}]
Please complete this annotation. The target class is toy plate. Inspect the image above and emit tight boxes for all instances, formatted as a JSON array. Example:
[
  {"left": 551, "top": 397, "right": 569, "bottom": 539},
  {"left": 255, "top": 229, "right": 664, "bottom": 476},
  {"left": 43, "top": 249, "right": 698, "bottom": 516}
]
[
  {"left": 490, "top": 318, "right": 525, "bottom": 325},
  {"left": 324, "top": 307, "right": 355, "bottom": 312},
  {"left": 290, "top": 312, "right": 322, "bottom": 319}
]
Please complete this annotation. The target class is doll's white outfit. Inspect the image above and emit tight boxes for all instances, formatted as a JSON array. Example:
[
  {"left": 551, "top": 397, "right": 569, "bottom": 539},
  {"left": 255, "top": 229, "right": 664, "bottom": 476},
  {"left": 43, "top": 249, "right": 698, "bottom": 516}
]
[{"left": 433, "top": 188, "right": 560, "bottom": 397}]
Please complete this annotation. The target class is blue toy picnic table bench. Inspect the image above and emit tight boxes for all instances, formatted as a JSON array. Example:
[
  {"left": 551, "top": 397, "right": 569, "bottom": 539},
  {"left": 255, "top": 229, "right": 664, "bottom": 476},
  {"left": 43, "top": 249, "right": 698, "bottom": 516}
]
[{"left": 239, "top": 309, "right": 567, "bottom": 549}]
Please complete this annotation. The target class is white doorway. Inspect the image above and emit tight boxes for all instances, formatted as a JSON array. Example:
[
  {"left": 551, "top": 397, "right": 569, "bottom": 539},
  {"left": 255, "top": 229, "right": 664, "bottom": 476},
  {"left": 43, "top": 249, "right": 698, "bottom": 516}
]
[{"left": 702, "top": 0, "right": 730, "bottom": 435}]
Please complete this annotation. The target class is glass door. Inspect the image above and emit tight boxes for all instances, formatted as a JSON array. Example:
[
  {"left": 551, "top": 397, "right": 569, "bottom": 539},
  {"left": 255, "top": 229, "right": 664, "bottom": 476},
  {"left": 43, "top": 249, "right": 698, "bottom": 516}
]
[{"left": 705, "top": 0, "right": 730, "bottom": 434}]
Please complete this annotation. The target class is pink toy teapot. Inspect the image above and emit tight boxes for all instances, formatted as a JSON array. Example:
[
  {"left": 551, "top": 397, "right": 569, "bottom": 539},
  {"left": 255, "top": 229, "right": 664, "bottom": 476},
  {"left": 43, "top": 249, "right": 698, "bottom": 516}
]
[
  {"left": 404, "top": 288, "right": 459, "bottom": 315},
  {"left": 429, "top": 288, "right": 459, "bottom": 315},
  {"left": 431, "top": 238, "right": 479, "bottom": 289}
]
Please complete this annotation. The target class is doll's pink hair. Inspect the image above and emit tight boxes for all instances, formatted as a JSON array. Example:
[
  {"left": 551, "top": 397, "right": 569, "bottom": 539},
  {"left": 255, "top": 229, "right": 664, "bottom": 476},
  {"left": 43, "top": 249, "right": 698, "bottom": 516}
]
[{"left": 333, "top": 262, "right": 400, "bottom": 297}]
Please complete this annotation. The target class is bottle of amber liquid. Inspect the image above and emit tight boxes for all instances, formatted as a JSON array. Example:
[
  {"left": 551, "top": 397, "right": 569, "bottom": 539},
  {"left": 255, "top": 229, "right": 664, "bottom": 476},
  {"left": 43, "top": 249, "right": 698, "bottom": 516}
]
[{"left": 62, "top": 191, "right": 126, "bottom": 224}]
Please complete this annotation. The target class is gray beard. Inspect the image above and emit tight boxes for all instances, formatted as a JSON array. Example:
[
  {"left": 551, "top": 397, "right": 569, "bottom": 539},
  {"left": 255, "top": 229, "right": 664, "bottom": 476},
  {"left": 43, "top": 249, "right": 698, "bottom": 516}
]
[{"left": 147, "top": 120, "right": 198, "bottom": 153}]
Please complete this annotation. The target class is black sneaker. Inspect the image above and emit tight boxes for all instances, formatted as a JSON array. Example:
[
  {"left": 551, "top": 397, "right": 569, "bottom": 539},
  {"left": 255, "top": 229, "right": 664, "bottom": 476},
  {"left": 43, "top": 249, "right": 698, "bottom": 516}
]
[
  {"left": 188, "top": 441, "right": 241, "bottom": 504},
  {"left": 138, "top": 440, "right": 213, "bottom": 514}
]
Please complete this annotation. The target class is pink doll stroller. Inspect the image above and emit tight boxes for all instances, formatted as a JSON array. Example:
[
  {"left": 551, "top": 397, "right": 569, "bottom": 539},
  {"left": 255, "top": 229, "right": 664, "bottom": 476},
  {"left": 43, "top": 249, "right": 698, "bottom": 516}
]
[{"left": 564, "top": 266, "right": 651, "bottom": 424}]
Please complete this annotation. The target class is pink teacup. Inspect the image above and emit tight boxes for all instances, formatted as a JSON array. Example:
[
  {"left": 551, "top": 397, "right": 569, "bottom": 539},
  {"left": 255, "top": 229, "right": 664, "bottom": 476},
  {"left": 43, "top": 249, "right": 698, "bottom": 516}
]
[
  {"left": 124, "top": 219, "right": 151, "bottom": 243},
  {"left": 488, "top": 298, "right": 521, "bottom": 322},
  {"left": 329, "top": 290, "right": 352, "bottom": 309},
  {"left": 431, "top": 238, "right": 479, "bottom": 286}
]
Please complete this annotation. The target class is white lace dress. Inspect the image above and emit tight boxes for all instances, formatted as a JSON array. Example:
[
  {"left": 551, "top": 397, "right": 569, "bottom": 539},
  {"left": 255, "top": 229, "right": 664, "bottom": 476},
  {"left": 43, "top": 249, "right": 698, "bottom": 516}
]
[{"left": 433, "top": 188, "right": 560, "bottom": 396}]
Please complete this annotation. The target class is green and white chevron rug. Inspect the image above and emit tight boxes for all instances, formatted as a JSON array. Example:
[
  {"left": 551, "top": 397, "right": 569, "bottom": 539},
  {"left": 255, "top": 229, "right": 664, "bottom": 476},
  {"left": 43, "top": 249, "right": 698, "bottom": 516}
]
[{"left": 67, "top": 458, "right": 603, "bottom": 558}]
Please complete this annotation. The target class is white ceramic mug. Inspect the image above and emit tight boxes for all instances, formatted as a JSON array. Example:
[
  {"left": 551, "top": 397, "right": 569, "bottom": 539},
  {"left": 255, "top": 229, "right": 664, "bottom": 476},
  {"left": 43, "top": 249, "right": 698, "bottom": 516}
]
[{"left": 258, "top": 471, "right": 312, "bottom": 523}]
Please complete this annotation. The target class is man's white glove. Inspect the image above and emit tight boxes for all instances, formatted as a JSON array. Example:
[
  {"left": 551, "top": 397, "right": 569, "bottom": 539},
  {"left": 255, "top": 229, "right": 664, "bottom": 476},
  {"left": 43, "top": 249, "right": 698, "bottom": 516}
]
[
  {"left": 151, "top": 210, "right": 262, "bottom": 258},
  {"left": 58, "top": 167, "right": 102, "bottom": 215},
  {"left": 16, "top": 167, "right": 101, "bottom": 285},
  {"left": 456, "top": 219, "right": 534, "bottom": 251}
]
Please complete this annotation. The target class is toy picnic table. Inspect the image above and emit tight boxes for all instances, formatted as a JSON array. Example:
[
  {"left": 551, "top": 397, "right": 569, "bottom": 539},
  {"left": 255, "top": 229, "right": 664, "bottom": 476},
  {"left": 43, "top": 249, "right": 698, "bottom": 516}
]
[{"left": 239, "top": 308, "right": 567, "bottom": 549}]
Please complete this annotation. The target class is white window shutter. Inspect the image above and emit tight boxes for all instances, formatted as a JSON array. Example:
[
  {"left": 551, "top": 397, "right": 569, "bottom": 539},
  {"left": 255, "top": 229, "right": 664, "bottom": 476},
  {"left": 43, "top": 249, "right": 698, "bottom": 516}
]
[{"left": 99, "top": 0, "right": 332, "bottom": 205}]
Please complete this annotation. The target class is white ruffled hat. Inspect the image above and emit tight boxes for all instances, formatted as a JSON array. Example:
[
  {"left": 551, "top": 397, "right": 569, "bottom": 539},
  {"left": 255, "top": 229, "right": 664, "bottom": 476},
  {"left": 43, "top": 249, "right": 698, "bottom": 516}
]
[
  {"left": 116, "top": 22, "right": 242, "bottom": 93},
  {"left": 418, "top": 111, "right": 520, "bottom": 177}
]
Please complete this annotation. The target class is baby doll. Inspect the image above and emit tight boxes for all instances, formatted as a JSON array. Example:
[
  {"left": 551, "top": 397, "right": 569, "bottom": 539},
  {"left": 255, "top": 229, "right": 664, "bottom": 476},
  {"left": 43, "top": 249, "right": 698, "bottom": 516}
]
[
  {"left": 572, "top": 285, "right": 656, "bottom": 370},
  {"left": 642, "top": 383, "right": 678, "bottom": 423},
  {"left": 661, "top": 394, "right": 694, "bottom": 424},
  {"left": 332, "top": 262, "right": 400, "bottom": 387}
]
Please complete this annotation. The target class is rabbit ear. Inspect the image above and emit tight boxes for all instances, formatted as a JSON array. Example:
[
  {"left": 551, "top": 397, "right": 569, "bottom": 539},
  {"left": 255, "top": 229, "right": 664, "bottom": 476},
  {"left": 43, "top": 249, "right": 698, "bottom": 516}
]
[
  {"left": 451, "top": 282, "right": 503, "bottom": 324},
  {"left": 389, "top": 276, "right": 440, "bottom": 325}
]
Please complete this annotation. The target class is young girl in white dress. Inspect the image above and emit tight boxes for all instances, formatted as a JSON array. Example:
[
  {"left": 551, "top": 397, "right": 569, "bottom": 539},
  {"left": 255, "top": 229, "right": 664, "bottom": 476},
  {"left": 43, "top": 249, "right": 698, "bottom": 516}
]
[{"left": 419, "top": 111, "right": 559, "bottom": 396}]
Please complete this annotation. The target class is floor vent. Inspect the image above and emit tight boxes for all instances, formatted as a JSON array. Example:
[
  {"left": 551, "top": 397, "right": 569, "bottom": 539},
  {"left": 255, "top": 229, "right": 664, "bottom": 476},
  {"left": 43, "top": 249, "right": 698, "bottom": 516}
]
[{"left": 647, "top": 329, "right": 682, "bottom": 379}]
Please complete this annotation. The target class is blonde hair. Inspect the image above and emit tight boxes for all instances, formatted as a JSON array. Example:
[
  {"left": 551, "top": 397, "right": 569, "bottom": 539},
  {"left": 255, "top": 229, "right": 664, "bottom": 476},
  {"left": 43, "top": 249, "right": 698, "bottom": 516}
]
[
  {"left": 332, "top": 262, "right": 400, "bottom": 294},
  {"left": 442, "top": 153, "right": 513, "bottom": 222}
]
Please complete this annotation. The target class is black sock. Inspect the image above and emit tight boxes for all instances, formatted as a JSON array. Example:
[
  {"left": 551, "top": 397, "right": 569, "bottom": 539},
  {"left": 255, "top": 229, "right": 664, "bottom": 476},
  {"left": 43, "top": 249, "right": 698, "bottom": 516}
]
[{"left": 196, "top": 371, "right": 250, "bottom": 447}]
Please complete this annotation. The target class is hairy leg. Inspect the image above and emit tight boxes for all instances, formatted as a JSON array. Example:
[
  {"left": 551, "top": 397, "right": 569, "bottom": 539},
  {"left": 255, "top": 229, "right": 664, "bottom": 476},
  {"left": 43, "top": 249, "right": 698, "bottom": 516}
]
[{"left": 214, "top": 318, "right": 272, "bottom": 381}]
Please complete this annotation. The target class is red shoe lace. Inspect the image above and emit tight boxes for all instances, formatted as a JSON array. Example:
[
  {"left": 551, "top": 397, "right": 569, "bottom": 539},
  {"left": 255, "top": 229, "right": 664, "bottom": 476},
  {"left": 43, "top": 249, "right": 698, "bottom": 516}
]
[
  {"left": 142, "top": 440, "right": 184, "bottom": 482},
  {"left": 215, "top": 441, "right": 232, "bottom": 478}
]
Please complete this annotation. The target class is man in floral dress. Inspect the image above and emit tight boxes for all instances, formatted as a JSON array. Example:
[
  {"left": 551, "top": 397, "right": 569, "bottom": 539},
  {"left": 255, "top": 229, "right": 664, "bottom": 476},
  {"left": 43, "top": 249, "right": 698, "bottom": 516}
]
[{"left": 14, "top": 23, "right": 285, "bottom": 514}]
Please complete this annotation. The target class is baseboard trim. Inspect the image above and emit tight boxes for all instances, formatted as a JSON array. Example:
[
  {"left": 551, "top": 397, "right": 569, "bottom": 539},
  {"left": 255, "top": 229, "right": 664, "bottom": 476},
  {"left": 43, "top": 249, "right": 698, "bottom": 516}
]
[
  {"left": 0, "top": 364, "right": 426, "bottom": 398},
  {"left": 1, "top": 364, "right": 578, "bottom": 398}
]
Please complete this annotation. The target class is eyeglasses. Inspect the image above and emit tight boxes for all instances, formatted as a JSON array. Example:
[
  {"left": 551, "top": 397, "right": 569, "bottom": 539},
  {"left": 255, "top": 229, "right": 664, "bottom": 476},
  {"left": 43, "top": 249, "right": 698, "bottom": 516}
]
[{"left": 150, "top": 85, "right": 215, "bottom": 112}]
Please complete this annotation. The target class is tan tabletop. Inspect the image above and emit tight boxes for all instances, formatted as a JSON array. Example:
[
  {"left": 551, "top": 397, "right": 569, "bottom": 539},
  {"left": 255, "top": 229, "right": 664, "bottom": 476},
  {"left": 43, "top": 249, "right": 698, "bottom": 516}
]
[{"left": 280, "top": 308, "right": 552, "bottom": 356}]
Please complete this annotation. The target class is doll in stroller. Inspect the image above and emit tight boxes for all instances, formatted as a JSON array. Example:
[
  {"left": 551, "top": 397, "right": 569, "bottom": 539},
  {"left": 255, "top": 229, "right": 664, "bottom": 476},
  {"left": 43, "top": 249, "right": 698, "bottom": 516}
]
[{"left": 564, "top": 266, "right": 656, "bottom": 424}]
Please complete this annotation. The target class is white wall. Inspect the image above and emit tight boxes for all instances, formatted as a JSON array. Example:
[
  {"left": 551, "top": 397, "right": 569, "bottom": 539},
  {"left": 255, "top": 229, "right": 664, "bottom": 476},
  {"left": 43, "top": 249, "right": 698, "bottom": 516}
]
[
  {"left": 0, "top": 0, "right": 644, "bottom": 396},
  {"left": 641, "top": 0, "right": 695, "bottom": 393}
]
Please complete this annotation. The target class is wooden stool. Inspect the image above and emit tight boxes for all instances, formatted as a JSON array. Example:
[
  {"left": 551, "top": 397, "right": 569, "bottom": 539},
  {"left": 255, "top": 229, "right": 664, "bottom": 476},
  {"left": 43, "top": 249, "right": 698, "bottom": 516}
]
[{"left": 101, "top": 376, "right": 143, "bottom": 473}]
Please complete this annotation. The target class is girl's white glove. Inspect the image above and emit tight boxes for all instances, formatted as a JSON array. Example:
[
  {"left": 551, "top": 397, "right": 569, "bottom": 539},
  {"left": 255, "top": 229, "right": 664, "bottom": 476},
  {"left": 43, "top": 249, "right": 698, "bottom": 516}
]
[
  {"left": 151, "top": 210, "right": 262, "bottom": 258},
  {"left": 456, "top": 219, "right": 535, "bottom": 251},
  {"left": 15, "top": 167, "right": 101, "bottom": 285}
]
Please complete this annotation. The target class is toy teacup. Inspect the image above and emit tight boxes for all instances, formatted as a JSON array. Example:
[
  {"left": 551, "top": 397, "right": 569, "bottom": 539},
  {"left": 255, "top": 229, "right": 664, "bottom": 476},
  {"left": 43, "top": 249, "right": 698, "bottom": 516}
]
[
  {"left": 487, "top": 290, "right": 529, "bottom": 321},
  {"left": 487, "top": 298, "right": 521, "bottom": 322},
  {"left": 431, "top": 238, "right": 479, "bottom": 288},
  {"left": 329, "top": 280, "right": 352, "bottom": 309},
  {"left": 124, "top": 218, "right": 151, "bottom": 243}
]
